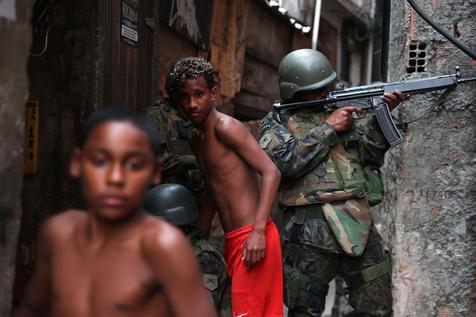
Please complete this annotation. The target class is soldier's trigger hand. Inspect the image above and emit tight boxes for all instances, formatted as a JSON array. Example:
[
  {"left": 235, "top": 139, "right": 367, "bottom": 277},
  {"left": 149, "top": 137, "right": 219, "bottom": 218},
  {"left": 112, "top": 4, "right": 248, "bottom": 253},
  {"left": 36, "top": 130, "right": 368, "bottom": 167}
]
[
  {"left": 326, "top": 107, "right": 360, "bottom": 133},
  {"left": 341, "top": 106, "right": 363, "bottom": 113}
]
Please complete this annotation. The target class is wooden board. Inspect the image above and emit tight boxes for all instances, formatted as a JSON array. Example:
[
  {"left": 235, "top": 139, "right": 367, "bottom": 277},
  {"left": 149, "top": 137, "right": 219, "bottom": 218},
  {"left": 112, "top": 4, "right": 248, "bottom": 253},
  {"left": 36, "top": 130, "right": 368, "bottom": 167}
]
[{"left": 244, "top": 0, "right": 291, "bottom": 67}]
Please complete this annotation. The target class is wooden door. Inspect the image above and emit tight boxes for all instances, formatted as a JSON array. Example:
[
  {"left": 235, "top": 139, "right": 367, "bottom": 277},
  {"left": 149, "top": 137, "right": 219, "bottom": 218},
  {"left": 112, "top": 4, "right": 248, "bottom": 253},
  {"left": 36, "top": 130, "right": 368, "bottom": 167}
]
[{"left": 103, "top": 0, "right": 154, "bottom": 110}]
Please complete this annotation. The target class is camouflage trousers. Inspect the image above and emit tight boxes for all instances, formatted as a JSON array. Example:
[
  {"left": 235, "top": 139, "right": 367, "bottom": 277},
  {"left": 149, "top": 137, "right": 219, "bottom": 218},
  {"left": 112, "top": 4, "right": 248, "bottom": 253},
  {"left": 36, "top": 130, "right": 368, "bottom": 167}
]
[{"left": 283, "top": 227, "right": 392, "bottom": 317}]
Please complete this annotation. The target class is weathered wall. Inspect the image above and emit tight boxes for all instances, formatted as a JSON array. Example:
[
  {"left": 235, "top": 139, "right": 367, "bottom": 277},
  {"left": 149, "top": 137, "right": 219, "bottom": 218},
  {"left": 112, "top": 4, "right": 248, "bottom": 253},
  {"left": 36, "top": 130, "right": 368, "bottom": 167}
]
[
  {"left": 380, "top": 1, "right": 476, "bottom": 316},
  {"left": 14, "top": 0, "right": 102, "bottom": 304},
  {"left": 0, "top": 0, "right": 31, "bottom": 314}
]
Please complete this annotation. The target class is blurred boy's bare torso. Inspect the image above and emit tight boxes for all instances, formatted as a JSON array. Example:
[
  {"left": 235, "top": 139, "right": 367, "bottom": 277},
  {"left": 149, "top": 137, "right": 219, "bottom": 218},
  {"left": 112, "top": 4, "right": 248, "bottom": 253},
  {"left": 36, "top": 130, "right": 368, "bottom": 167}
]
[{"left": 46, "top": 211, "right": 172, "bottom": 317}]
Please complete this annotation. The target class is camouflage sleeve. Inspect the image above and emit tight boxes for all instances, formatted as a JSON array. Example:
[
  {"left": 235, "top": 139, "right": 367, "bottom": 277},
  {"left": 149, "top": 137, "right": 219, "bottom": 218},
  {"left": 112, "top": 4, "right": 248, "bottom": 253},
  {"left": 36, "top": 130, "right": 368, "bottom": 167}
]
[
  {"left": 357, "top": 115, "right": 390, "bottom": 167},
  {"left": 146, "top": 104, "right": 171, "bottom": 159},
  {"left": 196, "top": 250, "right": 230, "bottom": 312},
  {"left": 258, "top": 112, "right": 338, "bottom": 180}
]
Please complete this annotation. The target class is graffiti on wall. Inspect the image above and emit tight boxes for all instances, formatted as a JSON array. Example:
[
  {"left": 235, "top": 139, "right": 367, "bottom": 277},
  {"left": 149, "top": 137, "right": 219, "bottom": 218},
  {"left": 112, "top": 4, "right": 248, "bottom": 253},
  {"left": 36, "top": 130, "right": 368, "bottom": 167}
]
[{"left": 159, "top": 0, "right": 214, "bottom": 50}]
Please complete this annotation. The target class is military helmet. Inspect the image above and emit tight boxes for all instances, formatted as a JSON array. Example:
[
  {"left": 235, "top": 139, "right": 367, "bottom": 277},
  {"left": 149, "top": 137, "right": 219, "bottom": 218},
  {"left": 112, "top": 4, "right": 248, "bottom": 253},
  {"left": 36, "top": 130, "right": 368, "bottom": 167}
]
[
  {"left": 143, "top": 183, "right": 199, "bottom": 226},
  {"left": 164, "top": 63, "right": 176, "bottom": 96},
  {"left": 279, "top": 48, "right": 336, "bottom": 101}
]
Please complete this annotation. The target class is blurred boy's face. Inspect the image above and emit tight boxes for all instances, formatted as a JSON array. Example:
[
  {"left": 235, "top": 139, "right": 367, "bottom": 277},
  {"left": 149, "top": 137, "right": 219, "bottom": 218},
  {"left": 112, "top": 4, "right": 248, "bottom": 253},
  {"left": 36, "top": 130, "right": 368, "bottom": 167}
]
[
  {"left": 70, "top": 121, "right": 161, "bottom": 221},
  {"left": 177, "top": 75, "right": 216, "bottom": 125}
]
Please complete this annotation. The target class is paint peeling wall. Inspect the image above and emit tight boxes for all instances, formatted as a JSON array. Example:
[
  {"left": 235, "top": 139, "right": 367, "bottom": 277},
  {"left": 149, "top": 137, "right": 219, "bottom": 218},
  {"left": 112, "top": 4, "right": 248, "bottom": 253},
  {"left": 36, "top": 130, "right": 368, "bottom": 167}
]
[
  {"left": 14, "top": 0, "right": 102, "bottom": 305},
  {"left": 0, "top": 0, "right": 32, "bottom": 314},
  {"left": 378, "top": 1, "right": 476, "bottom": 315}
]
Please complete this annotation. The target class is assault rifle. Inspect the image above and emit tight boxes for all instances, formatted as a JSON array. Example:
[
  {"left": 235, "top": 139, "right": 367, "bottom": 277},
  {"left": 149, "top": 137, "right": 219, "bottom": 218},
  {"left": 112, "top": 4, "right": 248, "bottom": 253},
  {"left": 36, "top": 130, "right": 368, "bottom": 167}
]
[{"left": 272, "top": 67, "right": 476, "bottom": 147}]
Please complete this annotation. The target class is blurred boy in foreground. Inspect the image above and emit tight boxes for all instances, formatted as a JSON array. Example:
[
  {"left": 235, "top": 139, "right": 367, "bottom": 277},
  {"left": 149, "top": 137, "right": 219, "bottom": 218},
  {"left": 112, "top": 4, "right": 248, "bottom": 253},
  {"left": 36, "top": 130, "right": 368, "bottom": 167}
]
[{"left": 14, "top": 107, "right": 216, "bottom": 317}]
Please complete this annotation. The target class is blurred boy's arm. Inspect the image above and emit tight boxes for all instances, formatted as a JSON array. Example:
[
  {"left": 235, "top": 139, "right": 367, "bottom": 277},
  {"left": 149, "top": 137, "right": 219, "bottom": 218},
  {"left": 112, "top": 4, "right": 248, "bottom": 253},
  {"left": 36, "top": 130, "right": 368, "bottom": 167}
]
[
  {"left": 13, "top": 222, "right": 53, "bottom": 317},
  {"left": 145, "top": 223, "right": 217, "bottom": 317},
  {"left": 216, "top": 118, "right": 281, "bottom": 267}
]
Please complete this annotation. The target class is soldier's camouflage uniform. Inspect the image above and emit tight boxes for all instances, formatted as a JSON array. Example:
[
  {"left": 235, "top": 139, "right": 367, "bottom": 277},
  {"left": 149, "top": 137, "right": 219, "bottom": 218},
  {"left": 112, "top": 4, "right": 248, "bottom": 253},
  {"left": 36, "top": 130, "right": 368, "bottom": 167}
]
[
  {"left": 189, "top": 230, "right": 231, "bottom": 317},
  {"left": 258, "top": 110, "right": 392, "bottom": 317},
  {"left": 147, "top": 99, "right": 203, "bottom": 191}
]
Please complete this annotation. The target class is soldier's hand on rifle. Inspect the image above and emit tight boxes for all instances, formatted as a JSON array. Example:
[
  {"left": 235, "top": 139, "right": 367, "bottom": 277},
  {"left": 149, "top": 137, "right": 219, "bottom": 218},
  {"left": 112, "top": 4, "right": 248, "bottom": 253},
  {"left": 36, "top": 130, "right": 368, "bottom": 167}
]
[
  {"left": 380, "top": 89, "right": 410, "bottom": 111},
  {"left": 326, "top": 106, "right": 362, "bottom": 132}
]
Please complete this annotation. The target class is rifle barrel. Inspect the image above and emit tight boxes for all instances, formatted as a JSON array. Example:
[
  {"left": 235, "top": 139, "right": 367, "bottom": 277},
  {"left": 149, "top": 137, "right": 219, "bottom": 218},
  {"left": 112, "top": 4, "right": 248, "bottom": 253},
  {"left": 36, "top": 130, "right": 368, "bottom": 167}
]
[
  {"left": 457, "top": 76, "right": 476, "bottom": 84},
  {"left": 273, "top": 72, "right": 475, "bottom": 113}
]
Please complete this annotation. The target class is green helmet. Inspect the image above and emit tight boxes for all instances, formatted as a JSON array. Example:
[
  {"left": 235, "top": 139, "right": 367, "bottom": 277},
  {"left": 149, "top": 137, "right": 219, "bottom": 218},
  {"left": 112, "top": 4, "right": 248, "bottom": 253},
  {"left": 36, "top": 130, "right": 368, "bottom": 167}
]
[
  {"left": 164, "top": 63, "right": 176, "bottom": 97},
  {"left": 143, "top": 183, "right": 199, "bottom": 226},
  {"left": 279, "top": 48, "right": 336, "bottom": 101}
]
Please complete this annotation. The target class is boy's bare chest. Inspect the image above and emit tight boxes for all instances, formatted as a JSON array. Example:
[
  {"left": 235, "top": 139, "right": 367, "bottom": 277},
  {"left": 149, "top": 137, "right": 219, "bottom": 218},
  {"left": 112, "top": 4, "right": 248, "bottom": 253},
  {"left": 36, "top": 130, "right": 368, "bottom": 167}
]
[
  {"left": 195, "top": 134, "right": 237, "bottom": 173},
  {"left": 49, "top": 243, "right": 167, "bottom": 316}
]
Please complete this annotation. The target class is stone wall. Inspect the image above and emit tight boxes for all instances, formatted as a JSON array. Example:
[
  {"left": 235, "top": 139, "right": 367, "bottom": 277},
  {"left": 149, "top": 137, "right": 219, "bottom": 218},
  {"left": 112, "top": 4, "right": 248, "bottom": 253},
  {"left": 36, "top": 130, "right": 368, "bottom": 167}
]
[
  {"left": 14, "top": 0, "right": 102, "bottom": 305},
  {"left": 0, "top": 0, "right": 32, "bottom": 314},
  {"left": 379, "top": 1, "right": 475, "bottom": 316}
]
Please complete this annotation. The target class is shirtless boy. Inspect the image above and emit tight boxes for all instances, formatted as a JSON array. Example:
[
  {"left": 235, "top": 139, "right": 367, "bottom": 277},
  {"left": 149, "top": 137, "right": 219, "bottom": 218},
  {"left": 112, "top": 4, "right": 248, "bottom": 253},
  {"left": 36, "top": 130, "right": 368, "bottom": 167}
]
[
  {"left": 173, "top": 57, "right": 283, "bottom": 317},
  {"left": 14, "top": 107, "right": 216, "bottom": 317}
]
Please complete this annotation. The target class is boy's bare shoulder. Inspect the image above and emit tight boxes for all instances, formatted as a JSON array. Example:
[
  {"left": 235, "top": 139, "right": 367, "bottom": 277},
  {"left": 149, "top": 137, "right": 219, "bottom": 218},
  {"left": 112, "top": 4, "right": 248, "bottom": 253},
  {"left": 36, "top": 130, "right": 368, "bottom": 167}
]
[
  {"left": 215, "top": 112, "right": 245, "bottom": 134},
  {"left": 140, "top": 214, "right": 191, "bottom": 257},
  {"left": 40, "top": 209, "right": 86, "bottom": 238},
  {"left": 215, "top": 112, "right": 250, "bottom": 143},
  {"left": 216, "top": 112, "right": 240, "bottom": 128}
]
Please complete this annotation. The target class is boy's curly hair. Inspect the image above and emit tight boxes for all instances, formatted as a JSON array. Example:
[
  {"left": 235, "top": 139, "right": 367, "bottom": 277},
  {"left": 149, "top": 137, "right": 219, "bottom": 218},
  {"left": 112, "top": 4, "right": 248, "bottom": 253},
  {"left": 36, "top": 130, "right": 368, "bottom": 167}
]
[{"left": 172, "top": 57, "right": 215, "bottom": 90}]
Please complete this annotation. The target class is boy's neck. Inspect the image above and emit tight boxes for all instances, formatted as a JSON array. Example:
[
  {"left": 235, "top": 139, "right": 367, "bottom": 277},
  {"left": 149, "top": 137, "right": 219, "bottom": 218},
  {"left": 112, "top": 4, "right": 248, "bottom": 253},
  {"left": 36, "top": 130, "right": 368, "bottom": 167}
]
[
  {"left": 195, "top": 108, "right": 219, "bottom": 133},
  {"left": 84, "top": 209, "right": 145, "bottom": 244}
]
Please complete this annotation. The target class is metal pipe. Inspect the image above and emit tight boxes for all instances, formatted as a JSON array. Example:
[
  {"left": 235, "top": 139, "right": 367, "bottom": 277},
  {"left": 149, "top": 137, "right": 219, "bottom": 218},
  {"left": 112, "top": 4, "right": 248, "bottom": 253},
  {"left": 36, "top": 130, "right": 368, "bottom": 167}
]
[{"left": 311, "top": 0, "right": 322, "bottom": 49}]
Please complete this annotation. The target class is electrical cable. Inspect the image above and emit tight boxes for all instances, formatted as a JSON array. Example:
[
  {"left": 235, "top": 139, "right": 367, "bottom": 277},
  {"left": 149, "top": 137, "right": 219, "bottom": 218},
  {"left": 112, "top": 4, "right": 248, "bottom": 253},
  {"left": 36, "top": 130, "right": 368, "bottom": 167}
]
[
  {"left": 30, "top": 28, "right": 50, "bottom": 57},
  {"left": 406, "top": 0, "right": 476, "bottom": 60}
]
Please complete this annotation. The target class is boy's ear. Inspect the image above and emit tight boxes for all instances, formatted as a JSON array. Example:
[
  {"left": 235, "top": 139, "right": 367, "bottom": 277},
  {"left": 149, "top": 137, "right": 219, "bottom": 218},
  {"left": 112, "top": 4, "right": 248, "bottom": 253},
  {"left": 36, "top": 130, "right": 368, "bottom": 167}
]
[
  {"left": 151, "top": 158, "right": 163, "bottom": 186},
  {"left": 210, "top": 86, "right": 217, "bottom": 103},
  {"left": 70, "top": 148, "right": 82, "bottom": 178}
]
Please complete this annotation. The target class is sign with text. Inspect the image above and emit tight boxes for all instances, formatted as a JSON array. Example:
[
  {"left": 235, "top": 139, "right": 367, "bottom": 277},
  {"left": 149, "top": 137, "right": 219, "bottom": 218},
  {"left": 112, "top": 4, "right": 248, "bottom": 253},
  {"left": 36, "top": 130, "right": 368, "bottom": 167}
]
[
  {"left": 121, "top": 0, "right": 139, "bottom": 47},
  {"left": 24, "top": 101, "right": 40, "bottom": 175}
]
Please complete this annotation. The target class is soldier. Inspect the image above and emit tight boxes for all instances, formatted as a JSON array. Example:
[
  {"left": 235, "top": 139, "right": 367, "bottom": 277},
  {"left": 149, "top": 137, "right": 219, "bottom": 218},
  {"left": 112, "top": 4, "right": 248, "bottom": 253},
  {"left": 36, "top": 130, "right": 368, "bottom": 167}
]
[
  {"left": 143, "top": 183, "right": 231, "bottom": 317},
  {"left": 258, "top": 49, "right": 410, "bottom": 316},
  {"left": 147, "top": 65, "right": 203, "bottom": 191}
]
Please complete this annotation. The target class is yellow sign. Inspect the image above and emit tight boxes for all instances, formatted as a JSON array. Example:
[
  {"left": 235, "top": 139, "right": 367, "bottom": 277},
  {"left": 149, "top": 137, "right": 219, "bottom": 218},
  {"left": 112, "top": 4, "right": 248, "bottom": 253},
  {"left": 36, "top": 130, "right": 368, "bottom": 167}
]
[{"left": 24, "top": 101, "right": 39, "bottom": 175}]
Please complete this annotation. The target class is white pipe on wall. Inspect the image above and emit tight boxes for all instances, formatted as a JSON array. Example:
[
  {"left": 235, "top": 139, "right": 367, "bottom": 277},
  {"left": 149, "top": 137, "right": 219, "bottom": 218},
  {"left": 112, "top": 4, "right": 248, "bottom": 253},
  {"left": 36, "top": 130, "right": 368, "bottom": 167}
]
[{"left": 311, "top": 0, "right": 322, "bottom": 49}]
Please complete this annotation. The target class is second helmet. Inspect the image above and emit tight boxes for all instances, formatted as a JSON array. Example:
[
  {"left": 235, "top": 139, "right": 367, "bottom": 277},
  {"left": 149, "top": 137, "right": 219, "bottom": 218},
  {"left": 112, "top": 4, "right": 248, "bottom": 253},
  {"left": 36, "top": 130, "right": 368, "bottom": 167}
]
[
  {"left": 278, "top": 48, "right": 336, "bottom": 101},
  {"left": 143, "top": 183, "right": 199, "bottom": 227}
]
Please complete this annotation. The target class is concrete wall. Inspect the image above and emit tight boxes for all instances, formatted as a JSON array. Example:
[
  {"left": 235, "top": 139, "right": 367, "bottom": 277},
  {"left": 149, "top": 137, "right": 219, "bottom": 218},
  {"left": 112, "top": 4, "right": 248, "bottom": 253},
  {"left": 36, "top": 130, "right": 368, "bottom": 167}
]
[
  {"left": 0, "top": 0, "right": 31, "bottom": 314},
  {"left": 14, "top": 0, "right": 102, "bottom": 304},
  {"left": 380, "top": 1, "right": 476, "bottom": 316}
]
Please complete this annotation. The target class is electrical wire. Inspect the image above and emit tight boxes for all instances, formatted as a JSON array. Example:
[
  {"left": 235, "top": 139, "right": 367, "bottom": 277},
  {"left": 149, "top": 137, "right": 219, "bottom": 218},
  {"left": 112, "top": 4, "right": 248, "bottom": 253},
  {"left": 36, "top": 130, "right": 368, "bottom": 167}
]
[
  {"left": 406, "top": 0, "right": 476, "bottom": 60},
  {"left": 30, "top": 28, "right": 50, "bottom": 57}
]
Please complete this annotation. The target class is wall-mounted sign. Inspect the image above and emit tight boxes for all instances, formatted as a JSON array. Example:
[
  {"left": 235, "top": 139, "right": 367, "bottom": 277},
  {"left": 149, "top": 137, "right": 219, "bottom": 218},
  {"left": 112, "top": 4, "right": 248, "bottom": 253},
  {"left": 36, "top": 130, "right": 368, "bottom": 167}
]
[
  {"left": 121, "top": 0, "right": 139, "bottom": 47},
  {"left": 159, "top": 0, "right": 213, "bottom": 50},
  {"left": 24, "top": 101, "right": 40, "bottom": 175}
]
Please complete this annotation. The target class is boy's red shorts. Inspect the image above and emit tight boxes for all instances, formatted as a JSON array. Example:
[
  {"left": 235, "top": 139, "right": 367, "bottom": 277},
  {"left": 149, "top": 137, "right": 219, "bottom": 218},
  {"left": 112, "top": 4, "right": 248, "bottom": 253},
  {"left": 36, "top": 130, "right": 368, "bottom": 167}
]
[{"left": 224, "top": 219, "right": 283, "bottom": 317}]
